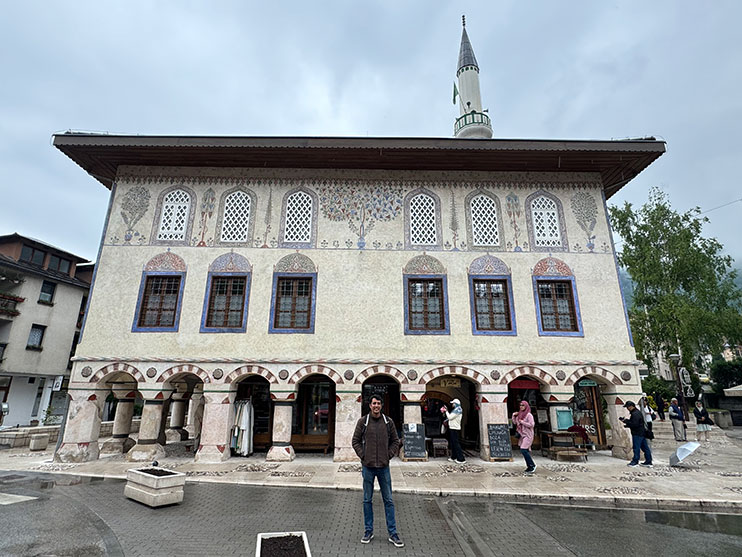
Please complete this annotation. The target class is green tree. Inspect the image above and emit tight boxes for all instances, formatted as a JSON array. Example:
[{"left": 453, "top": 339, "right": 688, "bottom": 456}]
[
  {"left": 609, "top": 188, "right": 742, "bottom": 371},
  {"left": 710, "top": 359, "right": 742, "bottom": 392},
  {"left": 641, "top": 374, "right": 674, "bottom": 403}
]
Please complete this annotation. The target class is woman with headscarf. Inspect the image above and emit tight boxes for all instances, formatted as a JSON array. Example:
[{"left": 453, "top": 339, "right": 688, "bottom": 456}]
[
  {"left": 693, "top": 400, "right": 714, "bottom": 442},
  {"left": 440, "top": 398, "right": 465, "bottom": 463},
  {"left": 511, "top": 400, "right": 536, "bottom": 474},
  {"left": 668, "top": 398, "right": 687, "bottom": 441}
]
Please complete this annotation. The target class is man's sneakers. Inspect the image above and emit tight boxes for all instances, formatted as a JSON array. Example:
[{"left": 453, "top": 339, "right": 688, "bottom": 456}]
[
  {"left": 627, "top": 462, "right": 639, "bottom": 467},
  {"left": 640, "top": 462, "right": 654, "bottom": 467},
  {"left": 388, "top": 534, "right": 405, "bottom": 548},
  {"left": 524, "top": 464, "right": 537, "bottom": 475},
  {"left": 456, "top": 460, "right": 466, "bottom": 464},
  {"left": 361, "top": 532, "right": 374, "bottom": 544},
  {"left": 447, "top": 457, "right": 456, "bottom": 462}
]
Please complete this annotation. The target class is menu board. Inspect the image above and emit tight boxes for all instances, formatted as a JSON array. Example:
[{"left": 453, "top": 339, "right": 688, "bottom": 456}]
[
  {"left": 487, "top": 423, "right": 513, "bottom": 460},
  {"left": 402, "top": 423, "right": 426, "bottom": 459}
]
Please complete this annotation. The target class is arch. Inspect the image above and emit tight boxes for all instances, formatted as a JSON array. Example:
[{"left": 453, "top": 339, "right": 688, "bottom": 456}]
[
  {"left": 565, "top": 366, "right": 623, "bottom": 386},
  {"left": 151, "top": 185, "right": 197, "bottom": 246},
  {"left": 275, "top": 252, "right": 317, "bottom": 273},
  {"left": 144, "top": 251, "right": 186, "bottom": 272},
  {"left": 89, "top": 362, "right": 145, "bottom": 384},
  {"left": 465, "top": 189, "right": 504, "bottom": 250},
  {"left": 403, "top": 254, "right": 445, "bottom": 275},
  {"left": 216, "top": 186, "right": 257, "bottom": 246},
  {"left": 532, "top": 256, "right": 573, "bottom": 277},
  {"left": 156, "top": 364, "right": 211, "bottom": 384},
  {"left": 404, "top": 187, "right": 442, "bottom": 249},
  {"left": 468, "top": 254, "right": 510, "bottom": 275},
  {"left": 525, "top": 190, "right": 568, "bottom": 252},
  {"left": 289, "top": 364, "right": 343, "bottom": 384},
  {"left": 417, "top": 366, "right": 490, "bottom": 386},
  {"left": 354, "top": 365, "right": 407, "bottom": 385},
  {"left": 208, "top": 252, "right": 252, "bottom": 273},
  {"left": 225, "top": 365, "right": 278, "bottom": 384},
  {"left": 499, "top": 366, "right": 558, "bottom": 386},
  {"left": 279, "top": 186, "right": 318, "bottom": 248}
]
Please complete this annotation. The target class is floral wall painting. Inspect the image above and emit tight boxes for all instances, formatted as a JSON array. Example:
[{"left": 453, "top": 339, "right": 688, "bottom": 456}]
[
  {"left": 571, "top": 191, "right": 598, "bottom": 252},
  {"left": 505, "top": 192, "right": 523, "bottom": 252},
  {"left": 318, "top": 182, "right": 403, "bottom": 249},
  {"left": 449, "top": 189, "right": 460, "bottom": 251},
  {"left": 262, "top": 187, "right": 273, "bottom": 248},
  {"left": 196, "top": 188, "right": 216, "bottom": 247},
  {"left": 120, "top": 186, "right": 150, "bottom": 244}
]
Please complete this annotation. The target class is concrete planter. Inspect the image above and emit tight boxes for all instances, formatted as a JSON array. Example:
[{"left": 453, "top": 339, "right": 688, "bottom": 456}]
[
  {"left": 124, "top": 467, "right": 185, "bottom": 507},
  {"left": 29, "top": 433, "right": 50, "bottom": 451},
  {"left": 256, "top": 531, "right": 311, "bottom": 557}
]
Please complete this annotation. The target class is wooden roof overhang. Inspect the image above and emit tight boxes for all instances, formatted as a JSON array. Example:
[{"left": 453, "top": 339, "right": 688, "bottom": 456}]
[{"left": 53, "top": 134, "right": 665, "bottom": 199}]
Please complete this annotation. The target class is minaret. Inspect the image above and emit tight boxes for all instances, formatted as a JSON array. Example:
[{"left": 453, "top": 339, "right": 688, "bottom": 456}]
[{"left": 454, "top": 16, "right": 492, "bottom": 139}]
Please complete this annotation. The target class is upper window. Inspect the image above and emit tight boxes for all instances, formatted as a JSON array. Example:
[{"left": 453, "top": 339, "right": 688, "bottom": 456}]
[
  {"left": 220, "top": 190, "right": 252, "bottom": 243},
  {"left": 39, "top": 281, "right": 56, "bottom": 304},
  {"left": 467, "top": 255, "right": 516, "bottom": 335},
  {"left": 531, "top": 257, "right": 583, "bottom": 336},
  {"left": 269, "top": 253, "right": 317, "bottom": 334},
  {"left": 157, "top": 189, "right": 191, "bottom": 242},
  {"left": 132, "top": 252, "right": 187, "bottom": 332},
  {"left": 526, "top": 192, "right": 567, "bottom": 251},
  {"left": 469, "top": 193, "right": 500, "bottom": 247},
  {"left": 20, "top": 245, "right": 46, "bottom": 266},
  {"left": 27, "top": 324, "right": 46, "bottom": 350},
  {"left": 403, "top": 254, "right": 449, "bottom": 335},
  {"left": 409, "top": 194, "right": 437, "bottom": 245},
  {"left": 200, "top": 252, "right": 253, "bottom": 333},
  {"left": 48, "top": 255, "right": 71, "bottom": 274},
  {"left": 283, "top": 191, "right": 313, "bottom": 244}
]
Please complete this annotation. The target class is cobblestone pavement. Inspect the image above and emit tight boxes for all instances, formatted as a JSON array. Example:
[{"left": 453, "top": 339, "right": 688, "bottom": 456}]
[{"left": 1, "top": 471, "right": 741, "bottom": 557}]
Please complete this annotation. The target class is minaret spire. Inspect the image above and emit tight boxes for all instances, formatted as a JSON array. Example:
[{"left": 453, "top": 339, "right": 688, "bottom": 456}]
[{"left": 453, "top": 16, "right": 492, "bottom": 139}]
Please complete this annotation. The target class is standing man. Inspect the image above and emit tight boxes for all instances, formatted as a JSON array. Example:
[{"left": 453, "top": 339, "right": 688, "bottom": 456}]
[
  {"left": 669, "top": 397, "right": 687, "bottom": 441},
  {"left": 619, "top": 400, "right": 653, "bottom": 467},
  {"left": 440, "top": 398, "right": 465, "bottom": 463},
  {"left": 352, "top": 394, "right": 404, "bottom": 548}
]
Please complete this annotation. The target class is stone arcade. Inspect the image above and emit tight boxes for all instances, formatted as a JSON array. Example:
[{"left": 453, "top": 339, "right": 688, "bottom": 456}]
[{"left": 53, "top": 22, "right": 664, "bottom": 465}]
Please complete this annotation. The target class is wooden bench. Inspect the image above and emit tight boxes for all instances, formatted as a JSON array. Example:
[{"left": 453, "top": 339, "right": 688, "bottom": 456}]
[{"left": 541, "top": 432, "right": 588, "bottom": 462}]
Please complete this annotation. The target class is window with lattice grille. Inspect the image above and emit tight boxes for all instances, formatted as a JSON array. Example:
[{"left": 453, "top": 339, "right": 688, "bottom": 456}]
[
  {"left": 531, "top": 195, "right": 561, "bottom": 247},
  {"left": 206, "top": 276, "right": 246, "bottom": 328},
  {"left": 137, "top": 275, "right": 182, "bottom": 328},
  {"left": 157, "top": 190, "right": 190, "bottom": 241},
  {"left": 536, "top": 280, "right": 577, "bottom": 332},
  {"left": 284, "top": 191, "right": 312, "bottom": 244},
  {"left": 407, "top": 278, "right": 445, "bottom": 330},
  {"left": 410, "top": 194, "right": 437, "bottom": 245},
  {"left": 221, "top": 191, "right": 251, "bottom": 242},
  {"left": 274, "top": 277, "right": 313, "bottom": 330},
  {"left": 470, "top": 195, "right": 500, "bottom": 246},
  {"left": 472, "top": 279, "right": 511, "bottom": 331}
]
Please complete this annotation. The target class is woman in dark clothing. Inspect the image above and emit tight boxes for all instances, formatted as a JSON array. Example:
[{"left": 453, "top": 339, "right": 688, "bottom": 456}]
[
  {"left": 654, "top": 392, "right": 665, "bottom": 421},
  {"left": 693, "top": 401, "right": 713, "bottom": 442}
]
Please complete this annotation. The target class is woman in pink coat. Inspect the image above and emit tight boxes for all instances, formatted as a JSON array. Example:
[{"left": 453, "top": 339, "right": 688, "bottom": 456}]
[{"left": 512, "top": 400, "right": 536, "bottom": 474}]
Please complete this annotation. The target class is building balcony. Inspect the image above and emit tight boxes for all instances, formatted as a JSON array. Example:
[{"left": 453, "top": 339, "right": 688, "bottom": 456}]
[
  {"left": 454, "top": 111, "right": 493, "bottom": 139},
  {"left": 0, "top": 293, "right": 24, "bottom": 319}
]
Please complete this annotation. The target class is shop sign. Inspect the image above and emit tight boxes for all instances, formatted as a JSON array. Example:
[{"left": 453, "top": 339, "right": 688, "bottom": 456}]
[
  {"left": 577, "top": 379, "right": 597, "bottom": 387},
  {"left": 52, "top": 375, "right": 64, "bottom": 391},
  {"left": 440, "top": 378, "right": 460, "bottom": 388}
]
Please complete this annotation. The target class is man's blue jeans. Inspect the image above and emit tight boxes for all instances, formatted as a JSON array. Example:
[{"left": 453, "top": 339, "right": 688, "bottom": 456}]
[
  {"left": 362, "top": 465, "right": 397, "bottom": 536},
  {"left": 631, "top": 434, "right": 652, "bottom": 464}
]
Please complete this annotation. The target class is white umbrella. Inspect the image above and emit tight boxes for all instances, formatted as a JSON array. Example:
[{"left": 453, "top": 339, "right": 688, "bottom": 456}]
[
  {"left": 723, "top": 384, "right": 742, "bottom": 397},
  {"left": 669, "top": 441, "right": 700, "bottom": 466}
]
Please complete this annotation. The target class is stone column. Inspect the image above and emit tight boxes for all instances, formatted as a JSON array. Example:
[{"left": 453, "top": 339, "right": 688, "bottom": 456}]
[
  {"left": 166, "top": 392, "right": 190, "bottom": 442},
  {"left": 185, "top": 387, "right": 204, "bottom": 438},
  {"left": 267, "top": 399, "right": 296, "bottom": 462},
  {"left": 194, "top": 389, "right": 236, "bottom": 463},
  {"left": 54, "top": 384, "right": 105, "bottom": 463},
  {"left": 400, "top": 387, "right": 426, "bottom": 461},
  {"left": 477, "top": 392, "right": 508, "bottom": 460},
  {"left": 127, "top": 387, "right": 171, "bottom": 462},
  {"left": 608, "top": 393, "right": 636, "bottom": 459},
  {"left": 100, "top": 385, "right": 137, "bottom": 454},
  {"left": 334, "top": 390, "right": 362, "bottom": 462}
]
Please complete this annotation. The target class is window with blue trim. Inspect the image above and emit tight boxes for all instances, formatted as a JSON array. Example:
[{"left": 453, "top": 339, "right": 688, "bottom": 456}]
[
  {"left": 269, "top": 274, "right": 317, "bottom": 334},
  {"left": 132, "top": 273, "right": 185, "bottom": 332},
  {"left": 404, "top": 275, "right": 450, "bottom": 335},
  {"left": 200, "top": 273, "right": 251, "bottom": 333},
  {"left": 469, "top": 276, "right": 516, "bottom": 335},
  {"left": 534, "top": 278, "right": 583, "bottom": 336}
]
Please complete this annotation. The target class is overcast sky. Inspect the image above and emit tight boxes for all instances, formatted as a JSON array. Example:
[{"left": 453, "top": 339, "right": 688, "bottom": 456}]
[{"left": 1, "top": 1, "right": 740, "bottom": 265}]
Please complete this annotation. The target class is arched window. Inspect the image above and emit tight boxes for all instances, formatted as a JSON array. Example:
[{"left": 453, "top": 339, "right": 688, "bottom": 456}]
[
  {"left": 218, "top": 188, "right": 256, "bottom": 245},
  {"left": 156, "top": 189, "right": 191, "bottom": 242},
  {"left": 409, "top": 193, "right": 437, "bottom": 245},
  {"left": 269, "top": 253, "right": 318, "bottom": 334},
  {"left": 531, "top": 257, "right": 583, "bottom": 337},
  {"left": 467, "top": 255, "right": 515, "bottom": 335},
  {"left": 468, "top": 192, "right": 501, "bottom": 248},
  {"left": 402, "top": 254, "right": 449, "bottom": 335},
  {"left": 132, "top": 252, "right": 187, "bottom": 333},
  {"left": 280, "top": 188, "right": 317, "bottom": 248},
  {"left": 526, "top": 192, "right": 568, "bottom": 251}
]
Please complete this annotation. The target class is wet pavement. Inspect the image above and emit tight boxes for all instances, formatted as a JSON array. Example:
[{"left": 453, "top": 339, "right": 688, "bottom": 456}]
[{"left": 1, "top": 470, "right": 741, "bottom": 557}]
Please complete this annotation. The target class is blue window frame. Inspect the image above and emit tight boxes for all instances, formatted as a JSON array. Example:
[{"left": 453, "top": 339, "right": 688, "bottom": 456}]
[
  {"left": 532, "top": 276, "right": 584, "bottom": 337},
  {"left": 132, "top": 271, "right": 186, "bottom": 333},
  {"left": 468, "top": 274, "right": 517, "bottom": 335},
  {"left": 403, "top": 274, "right": 450, "bottom": 335},
  {"left": 268, "top": 273, "right": 317, "bottom": 334},
  {"left": 200, "top": 272, "right": 251, "bottom": 333}
]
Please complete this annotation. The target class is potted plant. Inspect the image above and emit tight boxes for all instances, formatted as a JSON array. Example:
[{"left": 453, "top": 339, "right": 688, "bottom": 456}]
[
  {"left": 124, "top": 464, "right": 185, "bottom": 508},
  {"left": 256, "top": 532, "right": 311, "bottom": 557}
]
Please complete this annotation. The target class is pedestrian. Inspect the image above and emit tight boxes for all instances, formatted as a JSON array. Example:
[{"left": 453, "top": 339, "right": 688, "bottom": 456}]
[
  {"left": 511, "top": 400, "right": 537, "bottom": 474},
  {"left": 668, "top": 397, "right": 687, "bottom": 441},
  {"left": 693, "top": 400, "right": 714, "bottom": 443},
  {"left": 440, "top": 398, "right": 465, "bottom": 464},
  {"left": 654, "top": 392, "right": 666, "bottom": 421},
  {"left": 619, "top": 400, "right": 653, "bottom": 467},
  {"left": 351, "top": 394, "right": 404, "bottom": 548},
  {"left": 639, "top": 393, "right": 654, "bottom": 440}
]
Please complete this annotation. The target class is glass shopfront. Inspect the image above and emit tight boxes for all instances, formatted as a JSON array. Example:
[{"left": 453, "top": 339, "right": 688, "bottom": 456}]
[
  {"left": 507, "top": 378, "right": 550, "bottom": 449},
  {"left": 571, "top": 379, "right": 607, "bottom": 447},
  {"left": 291, "top": 375, "right": 335, "bottom": 452},
  {"left": 235, "top": 376, "right": 273, "bottom": 450}
]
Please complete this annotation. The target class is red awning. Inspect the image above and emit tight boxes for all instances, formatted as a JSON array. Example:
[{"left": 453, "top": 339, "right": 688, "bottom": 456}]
[{"left": 509, "top": 379, "right": 540, "bottom": 390}]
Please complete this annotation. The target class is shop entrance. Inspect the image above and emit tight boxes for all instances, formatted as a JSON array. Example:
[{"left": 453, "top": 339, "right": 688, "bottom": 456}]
[
  {"left": 232, "top": 375, "right": 273, "bottom": 455},
  {"left": 291, "top": 375, "right": 336, "bottom": 453},
  {"left": 424, "top": 375, "right": 480, "bottom": 452},
  {"left": 571, "top": 378, "right": 607, "bottom": 447},
  {"left": 507, "top": 378, "right": 550, "bottom": 450},
  {"left": 361, "top": 376, "right": 401, "bottom": 434}
]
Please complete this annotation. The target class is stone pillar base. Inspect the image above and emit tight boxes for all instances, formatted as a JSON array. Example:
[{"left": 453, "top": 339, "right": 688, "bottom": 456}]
[
  {"left": 54, "top": 442, "right": 100, "bottom": 463},
  {"left": 165, "top": 428, "right": 189, "bottom": 443},
  {"left": 612, "top": 444, "right": 632, "bottom": 460},
  {"left": 266, "top": 444, "right": 295, "bottom": 462},
  {"left": 194, "top": 444, "right": 231, "bottom": 463},
  {"left": 126, "top": 442, "right": 166, "bottom": 462},
  {"left": 333, "top": 447, "right": 359, "bottom": 462},
  {"left": 100, "top": 437, "right": 136, "bottom": 454}
]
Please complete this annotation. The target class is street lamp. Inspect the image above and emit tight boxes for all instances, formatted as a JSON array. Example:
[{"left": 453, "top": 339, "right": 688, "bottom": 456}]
[{"left": 667, "top": 353, "right": 688, "bottom": 420}]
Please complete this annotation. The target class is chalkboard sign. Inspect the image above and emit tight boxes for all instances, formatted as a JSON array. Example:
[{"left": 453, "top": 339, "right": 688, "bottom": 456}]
[
  {"left": 402, "top": 423, "right": 426, "bottom": 459},
  {"left": 487, "top": 423, "right": 513, "bottom": 460}
]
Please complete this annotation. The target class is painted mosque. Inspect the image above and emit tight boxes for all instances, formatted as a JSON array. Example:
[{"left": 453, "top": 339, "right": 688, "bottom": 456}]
[{"left": 54, "top": 20, "right": 664, "bottom": 464}]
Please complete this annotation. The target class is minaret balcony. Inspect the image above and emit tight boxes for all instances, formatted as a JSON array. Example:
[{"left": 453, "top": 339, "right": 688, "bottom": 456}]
[{"left": 454, "top": 111, "right": 492, "bottom": 139}]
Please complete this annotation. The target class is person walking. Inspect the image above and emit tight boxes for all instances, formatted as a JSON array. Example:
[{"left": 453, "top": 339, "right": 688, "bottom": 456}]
[
  {"left": 619, "top": 400, "right": 653, "bottom": 467},
  {"left": 654, "top": 392, "right": 666, "bottom": 422},
  {"left": 440, "top": 398, "right": 465, "bottom": 463},
  {"left": 693, "top": 400, "right": 714, "bottom": 443},
  {"left": 669, "top": 397, "right": 687, "bottom": 441},
  {"left": 511, "top": 400, "right": 537, "bottom": 474},
  {"left": 639, "top": 394, "right": 654, "bottom": 442},
  {"left": 351, "top": 394, "right": 404, "bottom": 548}
]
